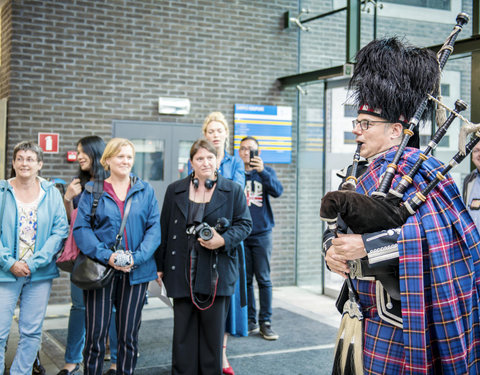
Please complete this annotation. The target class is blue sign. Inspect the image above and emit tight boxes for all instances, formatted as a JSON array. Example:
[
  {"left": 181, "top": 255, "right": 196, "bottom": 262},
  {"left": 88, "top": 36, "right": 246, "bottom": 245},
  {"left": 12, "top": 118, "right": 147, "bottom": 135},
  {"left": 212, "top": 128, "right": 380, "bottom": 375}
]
[{"left": 233, "top": 104, "right": 292, "bottom": 164}]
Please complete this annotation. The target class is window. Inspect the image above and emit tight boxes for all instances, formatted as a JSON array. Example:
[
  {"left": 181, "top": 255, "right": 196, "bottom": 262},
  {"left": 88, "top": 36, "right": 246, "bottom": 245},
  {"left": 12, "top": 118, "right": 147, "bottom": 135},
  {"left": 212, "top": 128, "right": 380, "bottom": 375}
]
[
  {"left": 381, "top": 0, "right": 450, "bottom": 11},
  {"left": 334, "top": 0, "right": 461, "bottom": 24}
]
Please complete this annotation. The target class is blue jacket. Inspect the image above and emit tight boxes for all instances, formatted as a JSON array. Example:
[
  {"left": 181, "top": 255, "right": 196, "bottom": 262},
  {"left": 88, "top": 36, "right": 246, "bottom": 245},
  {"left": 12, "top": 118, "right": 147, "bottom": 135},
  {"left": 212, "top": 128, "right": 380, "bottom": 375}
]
[
  {"left": 218, "top": 152, "right": 245, "bottom": 187},
  {"left": 0, "top": 179, "right": 69, "bottom": 282},
  {"left": 73, "top": 177, "right": 161, "bottom": 285},
  {"left": 245, "top": 166, "right": 283, "bottom": 235}
]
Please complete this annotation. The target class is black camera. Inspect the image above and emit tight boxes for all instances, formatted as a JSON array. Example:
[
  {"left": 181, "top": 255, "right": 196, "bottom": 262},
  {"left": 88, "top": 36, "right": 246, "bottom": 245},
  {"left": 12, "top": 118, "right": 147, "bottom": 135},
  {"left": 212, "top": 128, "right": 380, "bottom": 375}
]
[
  {"left": 189, "top": 217, "right": 230, "bottom": 241},
  {"left": 194, "top": 222, "right": 214, "bottom": 240}
]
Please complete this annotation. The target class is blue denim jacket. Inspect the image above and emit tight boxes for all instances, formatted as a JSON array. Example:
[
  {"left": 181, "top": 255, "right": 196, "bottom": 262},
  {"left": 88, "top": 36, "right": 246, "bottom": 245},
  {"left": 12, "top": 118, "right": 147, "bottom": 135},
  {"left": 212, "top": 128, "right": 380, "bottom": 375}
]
[
  {"left": 0, "top": 179, "right": 69, "bottom": 282},
  {"left": 73, "top": 177, "right": 160, "bottom": 285}
]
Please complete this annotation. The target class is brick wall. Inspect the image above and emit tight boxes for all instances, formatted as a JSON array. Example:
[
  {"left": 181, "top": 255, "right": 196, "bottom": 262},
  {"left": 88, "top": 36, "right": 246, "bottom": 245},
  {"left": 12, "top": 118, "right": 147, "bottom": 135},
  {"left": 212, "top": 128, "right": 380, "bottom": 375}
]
[
  {"left": 7, "top": 0, "right": 299, "bottom": 303},
  {"left": 0, "top": 0, "right": 11, "bottom": 100}
]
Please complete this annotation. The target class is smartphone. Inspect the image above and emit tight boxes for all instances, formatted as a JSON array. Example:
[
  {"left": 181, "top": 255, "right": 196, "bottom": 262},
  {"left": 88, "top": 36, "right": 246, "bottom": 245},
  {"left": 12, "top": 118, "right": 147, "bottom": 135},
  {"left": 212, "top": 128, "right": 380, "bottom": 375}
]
[{"left": 249, "top": 149, "right": 258, "bottom": 166}]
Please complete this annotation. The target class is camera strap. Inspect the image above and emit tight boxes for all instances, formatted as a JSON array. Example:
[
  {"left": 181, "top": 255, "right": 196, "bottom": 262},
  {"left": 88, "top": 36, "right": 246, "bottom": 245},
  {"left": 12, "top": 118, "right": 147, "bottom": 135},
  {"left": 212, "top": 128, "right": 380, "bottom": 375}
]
[{"left": 189, "top": 243, "right": 219, "bottom": 311}]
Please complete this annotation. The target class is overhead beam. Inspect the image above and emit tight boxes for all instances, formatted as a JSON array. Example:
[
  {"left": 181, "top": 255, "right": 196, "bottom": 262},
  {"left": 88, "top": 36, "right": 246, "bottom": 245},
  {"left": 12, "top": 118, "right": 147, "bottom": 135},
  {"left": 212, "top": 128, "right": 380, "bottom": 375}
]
[
  {"left": 278, "top": 36, "right": 480, "bottom": 88},
  {"left": 277, "top": 64, "right": 353, "bottom": 88}
]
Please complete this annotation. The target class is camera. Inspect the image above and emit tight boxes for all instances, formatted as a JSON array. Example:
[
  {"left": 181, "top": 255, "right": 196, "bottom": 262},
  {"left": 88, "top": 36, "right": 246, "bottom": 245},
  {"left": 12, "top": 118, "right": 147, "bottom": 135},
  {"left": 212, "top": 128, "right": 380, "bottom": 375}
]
[
  {"left": 249, "top": 149, "right": 259, "bottom": 166},
  {"left": 189, "top": 217, "right": 230, "bottom": 241},
  {"left": 194, "top": 222, "right": 214, "bottom": 240},
  {"left": 114, "top": 250, "right": 133, "bottom": 267}
]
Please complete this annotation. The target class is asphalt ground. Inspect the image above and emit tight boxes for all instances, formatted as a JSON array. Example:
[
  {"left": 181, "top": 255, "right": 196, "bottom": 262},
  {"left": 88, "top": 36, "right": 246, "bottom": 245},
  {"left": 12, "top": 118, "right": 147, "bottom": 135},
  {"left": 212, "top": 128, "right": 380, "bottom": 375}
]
[{"left": 5, "top": 286, "right": 340, "bottom": 375}]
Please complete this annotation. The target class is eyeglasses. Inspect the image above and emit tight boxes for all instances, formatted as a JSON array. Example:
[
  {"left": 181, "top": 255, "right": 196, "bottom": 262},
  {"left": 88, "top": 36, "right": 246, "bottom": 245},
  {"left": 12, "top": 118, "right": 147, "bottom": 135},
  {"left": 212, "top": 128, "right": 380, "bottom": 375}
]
[
  {"left": 239, "top": 146, "right": 257, "bottom": 152},
  {"left": 352, "top": 119, "right": 391, "bottom": 131},
  {"left": 15, "top": 157, "right": 38, "bottom": 164}
]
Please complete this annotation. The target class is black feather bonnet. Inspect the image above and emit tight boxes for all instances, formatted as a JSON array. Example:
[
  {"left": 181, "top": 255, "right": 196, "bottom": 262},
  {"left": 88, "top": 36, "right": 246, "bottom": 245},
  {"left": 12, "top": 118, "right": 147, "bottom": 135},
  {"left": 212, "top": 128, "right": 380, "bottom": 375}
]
[{"left": 349, "top": 37, "right": 440, "bottom": 128}]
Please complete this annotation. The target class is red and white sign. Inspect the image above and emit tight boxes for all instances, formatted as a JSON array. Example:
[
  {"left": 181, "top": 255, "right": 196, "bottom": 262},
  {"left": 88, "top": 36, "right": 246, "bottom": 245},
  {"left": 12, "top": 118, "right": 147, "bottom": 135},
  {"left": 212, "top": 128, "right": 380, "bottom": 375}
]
[
  {"left": 67, "top": 151, "right": 78, "bottom": 162},
  {"left": 38, "top": 133, "right": 59, "bottom": 153}
]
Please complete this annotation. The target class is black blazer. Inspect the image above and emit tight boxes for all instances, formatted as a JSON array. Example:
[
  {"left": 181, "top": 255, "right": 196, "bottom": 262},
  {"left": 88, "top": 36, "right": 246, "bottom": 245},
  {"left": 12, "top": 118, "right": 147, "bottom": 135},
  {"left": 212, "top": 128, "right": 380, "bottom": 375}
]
[{"left": 155, "top": 174, "right": 252, "bottom": 298}]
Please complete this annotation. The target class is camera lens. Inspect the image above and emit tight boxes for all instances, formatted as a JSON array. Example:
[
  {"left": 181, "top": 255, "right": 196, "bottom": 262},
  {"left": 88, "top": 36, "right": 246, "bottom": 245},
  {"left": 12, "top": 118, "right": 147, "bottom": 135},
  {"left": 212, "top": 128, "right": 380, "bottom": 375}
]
[{"left": 199, "top": 227, "right": 213, "bottom": 241}]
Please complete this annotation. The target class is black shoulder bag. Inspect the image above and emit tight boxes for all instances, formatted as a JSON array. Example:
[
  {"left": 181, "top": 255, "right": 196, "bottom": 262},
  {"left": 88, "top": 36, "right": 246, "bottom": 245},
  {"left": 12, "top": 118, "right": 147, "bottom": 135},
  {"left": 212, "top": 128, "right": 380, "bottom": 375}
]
[{"left": 71, "top": 179, "right": 133, "bottom": 290}]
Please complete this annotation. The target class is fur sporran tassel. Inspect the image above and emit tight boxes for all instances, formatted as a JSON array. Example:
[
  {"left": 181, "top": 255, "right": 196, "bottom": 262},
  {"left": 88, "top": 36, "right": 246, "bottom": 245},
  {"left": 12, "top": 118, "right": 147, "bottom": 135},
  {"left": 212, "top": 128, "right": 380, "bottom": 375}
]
[{"left": 332, "top": 278, "right": 364, "bottom": 375}]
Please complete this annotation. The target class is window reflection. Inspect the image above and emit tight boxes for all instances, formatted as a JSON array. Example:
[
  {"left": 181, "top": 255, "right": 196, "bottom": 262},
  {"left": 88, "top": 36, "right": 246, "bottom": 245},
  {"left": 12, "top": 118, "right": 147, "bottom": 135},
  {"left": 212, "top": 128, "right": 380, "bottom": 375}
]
[
  {"left": 130, "top": 139, "right": 164, "bottom": 181},
  {"left": 178, "top": 140, "right": 192, "bottom": 179}
]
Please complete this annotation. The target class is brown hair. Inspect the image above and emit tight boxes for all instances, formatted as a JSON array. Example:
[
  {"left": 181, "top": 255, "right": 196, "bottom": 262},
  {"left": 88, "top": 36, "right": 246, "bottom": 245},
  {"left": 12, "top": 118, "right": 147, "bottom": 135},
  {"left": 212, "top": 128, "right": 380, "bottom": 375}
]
[{"left": 190, "top": 139, "right": 217, "bottom": 160}]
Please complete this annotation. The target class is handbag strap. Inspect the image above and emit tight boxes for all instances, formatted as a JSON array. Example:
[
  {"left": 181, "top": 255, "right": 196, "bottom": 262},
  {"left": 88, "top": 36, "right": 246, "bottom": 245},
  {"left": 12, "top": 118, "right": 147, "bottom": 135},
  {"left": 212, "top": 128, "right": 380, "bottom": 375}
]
[
  {"left": 114, "top": 197, "right": 132, "bottom": 249},
  {"left": 90, "top": 179, "right": 103, "bottom": 227}
]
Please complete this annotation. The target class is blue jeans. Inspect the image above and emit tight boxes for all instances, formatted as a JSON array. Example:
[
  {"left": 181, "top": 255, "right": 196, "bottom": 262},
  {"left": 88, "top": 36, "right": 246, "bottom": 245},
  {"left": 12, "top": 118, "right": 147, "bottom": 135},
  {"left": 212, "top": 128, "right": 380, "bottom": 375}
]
[
  {"left": 244, "top": 231, "right": 273, "bottom": 323},
  {"left": 0, "top": 277, "right": 52, "bottom": 375},
  {"left": 65, "top": 282, "right": 118, "bottom": 364}
]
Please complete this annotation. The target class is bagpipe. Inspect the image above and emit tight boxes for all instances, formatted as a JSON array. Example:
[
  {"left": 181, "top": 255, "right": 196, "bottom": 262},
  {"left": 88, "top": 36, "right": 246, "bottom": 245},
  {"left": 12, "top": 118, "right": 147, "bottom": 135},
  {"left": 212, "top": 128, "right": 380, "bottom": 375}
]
[{"left": 321, "top": 12, "right": 478, "bottom": 375}]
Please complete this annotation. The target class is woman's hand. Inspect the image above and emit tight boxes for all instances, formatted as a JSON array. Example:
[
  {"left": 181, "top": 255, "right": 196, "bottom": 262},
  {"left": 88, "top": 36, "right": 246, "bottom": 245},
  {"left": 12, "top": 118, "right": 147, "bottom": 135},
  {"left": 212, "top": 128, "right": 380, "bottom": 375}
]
[
  {"left": 10, "top": 261, "right": 31, "bottom": 277},
  {"left": 108, "top": 253, "right": 134, "bottom": 273},
  {"left": 156, "top": 271, "right": 164, "bottom": 287},
  {"left": 198, "top": 229, "right": 225, "bottom": 250},
  {"left": 65, "top": 178, "right": 82, "bottom": 202}
]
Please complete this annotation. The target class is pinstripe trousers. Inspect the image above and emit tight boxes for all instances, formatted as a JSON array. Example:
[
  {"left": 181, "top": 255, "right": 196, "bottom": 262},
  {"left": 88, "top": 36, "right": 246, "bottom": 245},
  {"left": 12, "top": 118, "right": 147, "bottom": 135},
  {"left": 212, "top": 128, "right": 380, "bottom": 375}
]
[{"left": 83, "top": 272, "right": 148, "bottom": 375}]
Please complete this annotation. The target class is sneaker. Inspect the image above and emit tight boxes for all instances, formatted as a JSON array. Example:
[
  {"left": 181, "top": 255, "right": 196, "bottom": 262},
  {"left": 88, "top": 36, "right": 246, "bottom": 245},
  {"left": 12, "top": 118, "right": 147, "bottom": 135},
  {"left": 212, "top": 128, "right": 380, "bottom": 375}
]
[
  {"left": 260, "top": 322, "right": 279, "bottom": 340},
  {"left": 248, "top": 320, "right": 259, "bottom": 334}
]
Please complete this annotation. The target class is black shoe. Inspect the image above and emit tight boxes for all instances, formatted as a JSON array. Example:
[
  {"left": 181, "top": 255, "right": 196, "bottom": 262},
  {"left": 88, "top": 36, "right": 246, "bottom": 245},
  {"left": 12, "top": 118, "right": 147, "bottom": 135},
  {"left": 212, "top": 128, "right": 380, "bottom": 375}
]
[
  {"left": 32, "top": 352, "right": 46, "bottom": 375},
  {"left": 260, "top": 322, "right": 279, "bottom": 340},
  {"left": 103, "top": 369, "right": 117, "bottom": 375},
  {"left": 248, "top": 319, "right": 259, "bottom": 334},
  {"left": 56, "top": 364, "right": 80, "bottom": 375}
]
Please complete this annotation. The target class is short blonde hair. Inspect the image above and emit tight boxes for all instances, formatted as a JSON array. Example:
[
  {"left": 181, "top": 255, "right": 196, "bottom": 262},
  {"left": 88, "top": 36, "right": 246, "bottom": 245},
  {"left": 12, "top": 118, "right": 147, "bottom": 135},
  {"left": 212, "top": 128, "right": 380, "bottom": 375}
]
[
  {"left": 100, "top": 138, "right": 135, "bottom": 171},
  {"left": 202, "top": 111, "right": 229, "bottom": 137}
]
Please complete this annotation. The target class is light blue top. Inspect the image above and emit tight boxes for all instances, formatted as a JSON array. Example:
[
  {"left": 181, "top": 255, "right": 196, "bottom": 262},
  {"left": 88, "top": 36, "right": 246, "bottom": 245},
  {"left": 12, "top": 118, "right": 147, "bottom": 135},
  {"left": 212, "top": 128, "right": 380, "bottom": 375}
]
[
  {"left": 0, "top": 178, "right": 69, "bottom": 282},
  {"left": 218, "top": 152, "right": 245, "bottom": 187}
]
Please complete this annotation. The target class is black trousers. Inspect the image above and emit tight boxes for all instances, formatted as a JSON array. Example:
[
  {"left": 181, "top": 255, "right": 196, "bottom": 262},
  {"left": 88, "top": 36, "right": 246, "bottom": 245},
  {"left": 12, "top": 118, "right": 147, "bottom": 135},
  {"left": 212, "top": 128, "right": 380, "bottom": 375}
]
[
  {"left": 83, "top": 272, "right": 148, "bottom": 375},
  {"left": 172, "top": 296, "right": 230, "bottom": 375}
]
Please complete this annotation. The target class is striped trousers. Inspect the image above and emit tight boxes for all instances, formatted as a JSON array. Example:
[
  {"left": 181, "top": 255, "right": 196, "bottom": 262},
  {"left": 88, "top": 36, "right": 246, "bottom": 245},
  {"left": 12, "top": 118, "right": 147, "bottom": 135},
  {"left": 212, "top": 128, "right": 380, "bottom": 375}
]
[{"left": 83, "top": 272, "right": 148, "bottom": 375}]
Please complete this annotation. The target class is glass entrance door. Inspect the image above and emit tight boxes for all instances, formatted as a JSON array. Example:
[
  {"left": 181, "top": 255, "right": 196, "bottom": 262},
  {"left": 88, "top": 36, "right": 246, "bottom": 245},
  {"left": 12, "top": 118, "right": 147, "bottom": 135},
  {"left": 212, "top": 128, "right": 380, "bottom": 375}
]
[{"left": 113, "top": 121, "right": 201, "bottom": 206}]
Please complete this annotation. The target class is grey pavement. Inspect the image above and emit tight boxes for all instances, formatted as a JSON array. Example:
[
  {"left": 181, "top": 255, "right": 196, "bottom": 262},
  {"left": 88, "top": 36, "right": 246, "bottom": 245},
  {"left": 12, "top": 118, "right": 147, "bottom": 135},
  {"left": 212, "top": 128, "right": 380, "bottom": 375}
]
[{"left": 5, "top": 286, "right": 340, "bottom": 374}]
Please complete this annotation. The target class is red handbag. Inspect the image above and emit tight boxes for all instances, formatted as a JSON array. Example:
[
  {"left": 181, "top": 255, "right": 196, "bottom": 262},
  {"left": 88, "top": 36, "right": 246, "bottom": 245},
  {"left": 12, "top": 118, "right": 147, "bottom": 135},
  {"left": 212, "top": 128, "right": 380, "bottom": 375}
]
[{"left": 56, "top": 208, "right": 80, "bottom": 273}]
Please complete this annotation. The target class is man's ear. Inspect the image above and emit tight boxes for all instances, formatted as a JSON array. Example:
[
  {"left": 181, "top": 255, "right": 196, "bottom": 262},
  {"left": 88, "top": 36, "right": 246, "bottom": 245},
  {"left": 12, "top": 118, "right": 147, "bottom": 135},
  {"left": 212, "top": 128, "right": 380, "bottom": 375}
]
[{"left": 391, "top": 122, "right": 404, "bottom": 140}]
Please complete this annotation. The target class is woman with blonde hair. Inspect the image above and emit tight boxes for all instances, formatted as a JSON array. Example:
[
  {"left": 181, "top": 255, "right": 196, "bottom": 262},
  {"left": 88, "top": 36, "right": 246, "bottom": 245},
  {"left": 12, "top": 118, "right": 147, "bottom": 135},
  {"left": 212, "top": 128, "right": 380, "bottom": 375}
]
[
  {"left": 202, "top": 112, "right": 247, "bottom": 375},
  {"left": 73, "top": 138, "right": 160, "bottom": 375}
]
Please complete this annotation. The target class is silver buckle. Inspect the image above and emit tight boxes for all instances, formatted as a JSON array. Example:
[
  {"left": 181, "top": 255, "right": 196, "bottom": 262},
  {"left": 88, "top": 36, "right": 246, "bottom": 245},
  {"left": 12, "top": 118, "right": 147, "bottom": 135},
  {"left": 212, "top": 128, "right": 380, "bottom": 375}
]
[{"left": 348, "top": 259, "right": 363, "bottom": 279}]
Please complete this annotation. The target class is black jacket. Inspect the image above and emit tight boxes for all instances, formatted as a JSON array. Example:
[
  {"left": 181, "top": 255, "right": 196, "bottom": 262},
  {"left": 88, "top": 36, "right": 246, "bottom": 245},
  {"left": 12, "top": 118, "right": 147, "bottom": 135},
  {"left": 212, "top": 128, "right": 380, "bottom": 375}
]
[
  {"left": 155, "top": 174, "right": 252, "bottom": 298},
  {"left": 463, "top": 169, "right": 477, "bottom": 204}
]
